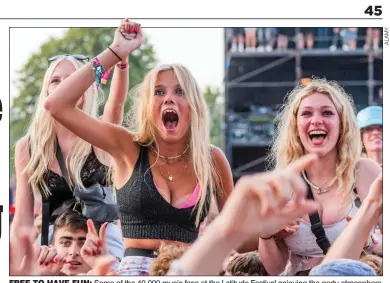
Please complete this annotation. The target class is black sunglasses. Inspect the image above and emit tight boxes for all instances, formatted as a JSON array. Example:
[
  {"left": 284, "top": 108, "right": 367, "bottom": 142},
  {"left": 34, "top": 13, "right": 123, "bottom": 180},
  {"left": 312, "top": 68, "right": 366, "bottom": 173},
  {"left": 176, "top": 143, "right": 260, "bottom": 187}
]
[{"left": 48, "top": 54, "right": 89, "bottom": 63}]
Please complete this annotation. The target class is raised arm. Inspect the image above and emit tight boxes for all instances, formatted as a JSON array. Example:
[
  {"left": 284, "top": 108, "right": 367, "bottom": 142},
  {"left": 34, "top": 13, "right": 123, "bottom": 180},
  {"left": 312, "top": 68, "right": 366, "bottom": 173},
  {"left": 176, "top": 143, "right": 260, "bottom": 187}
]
[
  {"left": 11, "top": 137, "right": 36, "bottom": 268},
  {"left": 11, "top": 137, "right": 35, "bottom": 231},
  {"left": 102, "top": 56, "right": 129, "bottom": 125},
  {"left": 323, "top": 173, "right": 382, "bottom": 262},
  {"left": 257, "top": 235, "right": 289, "bottom": 275},
  {"left": 44, "top": 21, "right": 142, "bottom": 160},
  {"left": 95, "top": 55, "right": 130, "bottom": 165},
  {"left": 356, "top": 158, "right": 382, "bottom": 233}
]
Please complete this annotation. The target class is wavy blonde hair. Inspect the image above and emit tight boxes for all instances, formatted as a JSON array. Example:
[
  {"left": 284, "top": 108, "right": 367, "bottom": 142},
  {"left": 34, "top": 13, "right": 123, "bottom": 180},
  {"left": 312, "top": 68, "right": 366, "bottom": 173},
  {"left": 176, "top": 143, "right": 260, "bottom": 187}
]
[
  {"left": 127, "top": 64, "right": 220, "bottom": 225},
  {"left": 24, "top": 56, "right": 100, "bottom": 197},
  {"left": 149, "top": 243, "right": 189, "bottom": 276},
  {"left": 270, "top": 78, "right": 361, "bottom": 202}
]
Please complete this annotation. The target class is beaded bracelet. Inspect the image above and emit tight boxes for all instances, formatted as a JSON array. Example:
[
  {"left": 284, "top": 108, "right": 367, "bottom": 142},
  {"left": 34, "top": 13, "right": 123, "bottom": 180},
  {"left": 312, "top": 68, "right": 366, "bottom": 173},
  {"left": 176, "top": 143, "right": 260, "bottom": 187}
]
[
  {"left": 90, "top": 57, "right": 106, "bottom": 89},
  {"left": 116, "top": 62, "right": 129, "bottom": 70}
]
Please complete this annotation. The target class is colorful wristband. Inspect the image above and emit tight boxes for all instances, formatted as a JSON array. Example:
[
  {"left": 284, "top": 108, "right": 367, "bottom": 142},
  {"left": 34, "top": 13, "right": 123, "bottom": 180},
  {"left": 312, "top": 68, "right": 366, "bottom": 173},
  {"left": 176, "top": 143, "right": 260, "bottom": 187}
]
[
  {"left": 90, "top": 57, "right": 106, "bottom": 89},
  {"left": 116, "top": 62, "right": 129, "bottom": 70},
  {"left": 101, "top": 67, "right": 113, "bottom": 84}
]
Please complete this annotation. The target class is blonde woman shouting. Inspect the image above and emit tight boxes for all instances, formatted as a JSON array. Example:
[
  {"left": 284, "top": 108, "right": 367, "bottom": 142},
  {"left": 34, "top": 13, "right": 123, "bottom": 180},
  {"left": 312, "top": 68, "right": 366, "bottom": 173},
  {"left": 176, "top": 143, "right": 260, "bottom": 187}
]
[{"left": 44, "top": 20, "right": 233, "bottom": 275}]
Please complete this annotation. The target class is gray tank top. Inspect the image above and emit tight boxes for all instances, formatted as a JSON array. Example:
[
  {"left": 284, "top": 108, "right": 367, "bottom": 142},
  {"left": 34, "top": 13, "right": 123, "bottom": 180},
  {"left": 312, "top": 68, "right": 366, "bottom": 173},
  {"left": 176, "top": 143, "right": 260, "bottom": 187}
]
[{"left": 282, "top": 199, "right": 359, "bottom": 275}]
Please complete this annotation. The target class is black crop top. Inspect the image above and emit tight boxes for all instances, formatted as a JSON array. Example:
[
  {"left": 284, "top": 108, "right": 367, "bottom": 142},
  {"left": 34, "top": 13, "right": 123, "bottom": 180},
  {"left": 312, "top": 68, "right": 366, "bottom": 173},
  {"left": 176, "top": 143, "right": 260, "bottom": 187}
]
[
  {"left": 116, "top": 146, "right": 210, "bottom": 243},
  {"left": 40, "top": 149, "right": 108, "bottom": 220}
]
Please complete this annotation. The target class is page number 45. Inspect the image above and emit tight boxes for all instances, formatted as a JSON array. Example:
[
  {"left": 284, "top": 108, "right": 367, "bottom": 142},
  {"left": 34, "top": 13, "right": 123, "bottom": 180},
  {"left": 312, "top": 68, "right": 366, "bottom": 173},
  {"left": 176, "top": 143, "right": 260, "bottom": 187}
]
[{"left": 365, "top": 5, "right": 382, "bottom": 16}]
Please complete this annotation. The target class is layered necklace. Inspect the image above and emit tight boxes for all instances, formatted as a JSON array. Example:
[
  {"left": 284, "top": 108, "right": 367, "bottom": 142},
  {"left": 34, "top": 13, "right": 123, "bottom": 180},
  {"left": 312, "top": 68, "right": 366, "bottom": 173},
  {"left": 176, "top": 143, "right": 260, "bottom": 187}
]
[
  {"left": 151, "top": 144, "right": 190, "bottom": 182},
  {"left": 302, "top": 171, "right": 337, "bottom": 195}
]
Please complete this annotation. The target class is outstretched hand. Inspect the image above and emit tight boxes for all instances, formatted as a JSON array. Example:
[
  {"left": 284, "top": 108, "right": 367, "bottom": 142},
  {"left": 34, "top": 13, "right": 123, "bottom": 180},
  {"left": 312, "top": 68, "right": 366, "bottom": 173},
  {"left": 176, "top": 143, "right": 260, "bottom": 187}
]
[
  {"left": 87, "top": 255, "right": 117, "bottom": 276},
  {"left": 10, "top": 228, "right": 37, "bottom": 275},
  {"left": 274, "top": 219, "right": 301, "bottom": 239},
  {"left": 81, "top": 220, "right": 109, "bottom": 269},
  {"left": 111, "top": 19, "right": 143, "bottom": 60},
  {"left": 36, "top": 245, "right": 65, "bottom": 276},
  {"left": 219, "top": 154, "right": 319, "bottom": 240},
  {"left": 366, "top": 173, "right": 382, "bottom": 209}
]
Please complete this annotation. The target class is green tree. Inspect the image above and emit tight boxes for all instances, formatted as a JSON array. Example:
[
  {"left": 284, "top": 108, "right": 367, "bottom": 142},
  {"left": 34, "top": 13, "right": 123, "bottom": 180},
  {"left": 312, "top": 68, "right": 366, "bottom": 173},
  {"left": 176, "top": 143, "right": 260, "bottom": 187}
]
[
  {"left": 204, "top": 86, "right": 224, "bottom": 148},
  {"left": 10, "top": 27, "right": 156, "bottom": 175}
]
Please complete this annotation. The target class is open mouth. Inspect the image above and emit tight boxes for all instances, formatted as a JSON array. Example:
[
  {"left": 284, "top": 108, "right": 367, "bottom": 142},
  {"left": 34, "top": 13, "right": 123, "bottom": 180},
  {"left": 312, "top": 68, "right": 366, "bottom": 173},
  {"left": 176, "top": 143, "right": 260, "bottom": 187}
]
[
  {"left": 371, "top": 137, "right": 383, "bottom": 145},
  {"left": 308, "top": 130, "right": 327, "bottom": 145},
  {"left": 370, "top": 136, "right": 382, "bottom": 142},
  {"left": 66, "top": 260, "right": 82, "bottom": 267},
  {"left": 162, "top": 109, "right": 179, "bottom": 131}
]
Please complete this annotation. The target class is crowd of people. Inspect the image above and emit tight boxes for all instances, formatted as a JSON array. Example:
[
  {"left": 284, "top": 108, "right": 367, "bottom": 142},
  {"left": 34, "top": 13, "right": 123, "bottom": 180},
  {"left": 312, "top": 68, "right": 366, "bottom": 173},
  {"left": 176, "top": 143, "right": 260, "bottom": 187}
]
[
  {"left": 10, "top": 20, "right": 383, "bottom": 277},
  {"left": 228, "top": 27, "right": 382, "bottom": 52}
]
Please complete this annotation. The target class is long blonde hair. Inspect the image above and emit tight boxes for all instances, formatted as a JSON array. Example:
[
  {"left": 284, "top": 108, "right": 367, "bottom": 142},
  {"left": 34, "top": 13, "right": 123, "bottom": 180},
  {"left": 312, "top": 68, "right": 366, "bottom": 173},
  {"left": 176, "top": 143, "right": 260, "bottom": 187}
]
[
  {"left": 127, "top": 64, "right": 220, "bottom": 225},
  {"left": 270, "top": 78, "right": 361, "bottom": 202},
  {"left": 24, "top": 56, "right": 100, "bottom": 198}
]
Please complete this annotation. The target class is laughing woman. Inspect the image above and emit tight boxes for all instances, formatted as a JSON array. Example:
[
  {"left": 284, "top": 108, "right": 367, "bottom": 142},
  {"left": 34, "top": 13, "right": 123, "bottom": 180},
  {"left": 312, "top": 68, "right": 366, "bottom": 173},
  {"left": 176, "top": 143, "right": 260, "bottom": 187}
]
[
  {"left": 257, "top": 78, "right": 382, "bottom": 275},
  {"left": 44, "top": 20, "right": 233, "bottom": 275}
]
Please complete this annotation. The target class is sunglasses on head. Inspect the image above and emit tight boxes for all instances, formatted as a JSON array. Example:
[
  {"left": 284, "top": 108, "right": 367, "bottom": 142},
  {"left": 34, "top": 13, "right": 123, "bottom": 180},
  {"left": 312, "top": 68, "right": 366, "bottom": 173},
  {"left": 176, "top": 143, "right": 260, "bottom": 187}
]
[{"left": 48, "top": 54, "right": 89, "bottom": 64}]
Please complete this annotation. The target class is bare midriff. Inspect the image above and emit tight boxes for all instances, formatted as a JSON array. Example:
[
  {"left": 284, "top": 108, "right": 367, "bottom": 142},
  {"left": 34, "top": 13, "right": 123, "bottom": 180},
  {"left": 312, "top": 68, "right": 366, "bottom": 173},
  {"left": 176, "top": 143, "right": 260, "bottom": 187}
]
[{"left": 123, "top": 238, "right": 187, "bottom": 250}]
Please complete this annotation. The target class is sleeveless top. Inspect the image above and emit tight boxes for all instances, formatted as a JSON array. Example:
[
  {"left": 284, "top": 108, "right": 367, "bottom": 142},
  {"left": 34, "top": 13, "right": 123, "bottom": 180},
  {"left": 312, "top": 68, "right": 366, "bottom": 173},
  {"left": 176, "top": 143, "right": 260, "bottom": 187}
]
[
  {"left": 116, "top": 146, "right": 211, "bottom": 243},
  {"left": 282, "top": 200, "right": 359, "bottom": 275},
  {"left": 39, "top": 149, "right": 108, "bottom": 221}
]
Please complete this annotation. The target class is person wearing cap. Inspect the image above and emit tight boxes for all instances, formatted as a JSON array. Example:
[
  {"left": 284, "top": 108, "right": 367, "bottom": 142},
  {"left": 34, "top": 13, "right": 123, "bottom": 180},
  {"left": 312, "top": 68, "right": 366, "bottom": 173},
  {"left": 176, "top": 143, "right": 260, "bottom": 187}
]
[{"left": 357, "top": 106, "right": 382, "bottom": 166}]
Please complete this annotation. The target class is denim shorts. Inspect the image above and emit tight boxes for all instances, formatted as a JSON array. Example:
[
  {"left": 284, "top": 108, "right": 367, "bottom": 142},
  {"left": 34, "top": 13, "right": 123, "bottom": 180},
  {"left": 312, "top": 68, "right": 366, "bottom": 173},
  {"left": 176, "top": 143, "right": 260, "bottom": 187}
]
[{"left": 232, "top": 28, "right": 244, "bottom": 36}]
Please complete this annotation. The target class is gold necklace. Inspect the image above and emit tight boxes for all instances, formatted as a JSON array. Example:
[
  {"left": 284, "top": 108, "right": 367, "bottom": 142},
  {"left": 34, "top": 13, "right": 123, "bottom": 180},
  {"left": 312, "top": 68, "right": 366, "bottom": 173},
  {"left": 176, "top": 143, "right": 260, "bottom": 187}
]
[
  {"left": 302, "top": 171, "right": 337, "bottom": 195},
  {"left": 158, "top": 161, "right": 188, "bottom": 182},
  {"left": 150, "top": 144, "right": 190, "bottom": 163}
]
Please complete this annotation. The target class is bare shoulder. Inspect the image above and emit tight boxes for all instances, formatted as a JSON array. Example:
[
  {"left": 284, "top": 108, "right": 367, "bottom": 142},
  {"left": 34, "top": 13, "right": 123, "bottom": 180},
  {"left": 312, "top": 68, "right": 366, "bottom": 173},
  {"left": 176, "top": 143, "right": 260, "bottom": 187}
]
[
  {"left": 14, "top": 136, "right": 32, "bottom": 193},
  {"left": 15, "top": 135, "right": 29, "bottom": 150},
  {"left": 210, "top": 145, "right": 233, "bottom": 209},
  {"left": 15, "top": 136, "right": 31, "bottom": 162},
  {"left": 358, "top": 157, "right": 381, "bottom": 177},
  {"left": 356, "top": 157, "right": 382, "bottom": 199},
  {"left": 210, "top": 145, "right": 230, "bottom": 169}
]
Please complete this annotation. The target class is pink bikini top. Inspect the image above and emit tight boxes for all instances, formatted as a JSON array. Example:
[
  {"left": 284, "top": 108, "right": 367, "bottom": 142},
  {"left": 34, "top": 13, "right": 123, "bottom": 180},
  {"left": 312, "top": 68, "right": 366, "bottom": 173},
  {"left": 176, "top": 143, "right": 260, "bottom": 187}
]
[{"left": 155, "top": 182, "right": 201, "bottom": 209}]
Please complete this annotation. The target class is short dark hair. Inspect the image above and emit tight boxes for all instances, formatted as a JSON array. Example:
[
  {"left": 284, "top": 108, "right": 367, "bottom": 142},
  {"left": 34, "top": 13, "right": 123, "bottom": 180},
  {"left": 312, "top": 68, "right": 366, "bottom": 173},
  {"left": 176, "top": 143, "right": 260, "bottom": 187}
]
[{"left": 53, "top": 211, "right": 88, "bottom": 238}]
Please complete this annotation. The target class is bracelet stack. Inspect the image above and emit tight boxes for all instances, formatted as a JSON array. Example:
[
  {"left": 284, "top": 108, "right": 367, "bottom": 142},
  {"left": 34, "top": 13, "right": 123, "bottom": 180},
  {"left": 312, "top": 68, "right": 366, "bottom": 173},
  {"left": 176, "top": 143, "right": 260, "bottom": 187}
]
[
  {"left": 90, "top": 46, "right": 128, "bottom": 87},
  {"left": 90, "top": 57, "right": 106, "bottom": 89}
]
